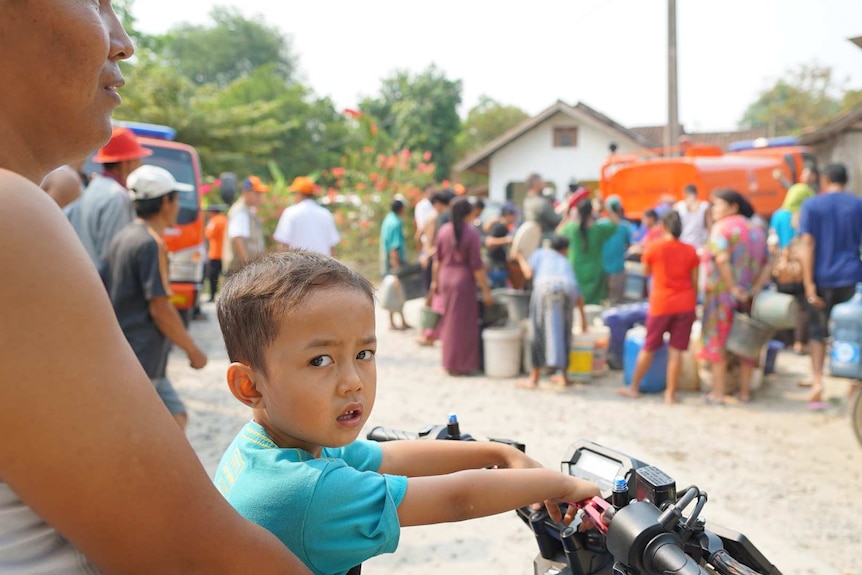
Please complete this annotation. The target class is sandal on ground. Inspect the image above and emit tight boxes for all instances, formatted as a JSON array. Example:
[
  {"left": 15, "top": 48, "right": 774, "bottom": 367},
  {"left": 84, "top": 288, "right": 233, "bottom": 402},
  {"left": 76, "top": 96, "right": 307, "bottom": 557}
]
[{"left": 704, "top": 394, "right": 724, "bottom": 406}]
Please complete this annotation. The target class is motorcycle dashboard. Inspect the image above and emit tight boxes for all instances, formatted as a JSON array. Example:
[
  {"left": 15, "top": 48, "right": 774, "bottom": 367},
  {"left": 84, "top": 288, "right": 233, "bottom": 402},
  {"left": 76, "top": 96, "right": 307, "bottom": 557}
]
[{"left": 562, "top": 440, "right": 649, "bottom": 493}]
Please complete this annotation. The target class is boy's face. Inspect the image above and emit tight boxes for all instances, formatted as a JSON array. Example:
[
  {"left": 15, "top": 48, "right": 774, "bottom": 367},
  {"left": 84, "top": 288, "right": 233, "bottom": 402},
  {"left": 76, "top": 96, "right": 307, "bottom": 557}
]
[{"left": 251, "top": 286, "right": 377, "bottom": 457}]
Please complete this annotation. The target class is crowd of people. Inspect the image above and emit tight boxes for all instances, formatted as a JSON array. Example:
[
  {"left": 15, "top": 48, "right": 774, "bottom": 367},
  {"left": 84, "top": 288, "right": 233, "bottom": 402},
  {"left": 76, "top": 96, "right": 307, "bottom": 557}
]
[{"left": 403, "top": 168, "right": 862, "bottom": 411}]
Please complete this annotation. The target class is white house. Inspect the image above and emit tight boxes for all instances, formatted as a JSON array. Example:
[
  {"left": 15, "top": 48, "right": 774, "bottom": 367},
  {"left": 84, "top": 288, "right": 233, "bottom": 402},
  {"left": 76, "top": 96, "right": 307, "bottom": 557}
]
[{"left": 454, "top": 100, "right": 653, "bottom": 205}]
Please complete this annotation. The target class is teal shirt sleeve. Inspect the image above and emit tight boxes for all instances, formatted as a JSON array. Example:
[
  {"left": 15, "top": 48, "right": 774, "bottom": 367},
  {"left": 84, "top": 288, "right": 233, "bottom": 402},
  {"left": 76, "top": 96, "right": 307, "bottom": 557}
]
[{"left": 215, "top": 426, "right": 408, "bottom": 575}]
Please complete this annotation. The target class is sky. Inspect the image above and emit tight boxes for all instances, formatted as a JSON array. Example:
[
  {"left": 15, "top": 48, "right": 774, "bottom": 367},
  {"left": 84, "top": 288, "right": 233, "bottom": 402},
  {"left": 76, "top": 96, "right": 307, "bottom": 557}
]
[{"left": 132, "top": 0, "right": 862, "bottom": 133}]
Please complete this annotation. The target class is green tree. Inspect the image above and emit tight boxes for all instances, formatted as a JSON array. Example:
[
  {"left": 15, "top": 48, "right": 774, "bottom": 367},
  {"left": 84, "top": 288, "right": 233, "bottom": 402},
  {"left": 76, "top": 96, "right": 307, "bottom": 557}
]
[
  {"left": 361, "top": 64, "right": 462, "bottom": 181},
  {"left": 456, "top": 95, "right": 529, "bottom": 158},
  {"left": 116, "top": 55, "right": 349, "bottom": 179},
  {"left": 159, "top": 6, "right": 297, "bottom": 87},
  {"left": 739, "top": 63, "right": 844, "bottom": 134}
]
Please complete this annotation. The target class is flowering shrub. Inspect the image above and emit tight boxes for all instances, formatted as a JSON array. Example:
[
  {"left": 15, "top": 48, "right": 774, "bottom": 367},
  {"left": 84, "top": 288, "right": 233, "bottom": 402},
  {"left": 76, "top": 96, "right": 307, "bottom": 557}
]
[{"left": 314, "top": 113, "right": 437, "bottom": 277}]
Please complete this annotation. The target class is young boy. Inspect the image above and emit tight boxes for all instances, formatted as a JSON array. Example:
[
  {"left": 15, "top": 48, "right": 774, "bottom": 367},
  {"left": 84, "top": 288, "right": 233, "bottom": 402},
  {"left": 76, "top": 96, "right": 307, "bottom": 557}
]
[{"left": 214, "top": 250, "right": 600, "bottom": 575}]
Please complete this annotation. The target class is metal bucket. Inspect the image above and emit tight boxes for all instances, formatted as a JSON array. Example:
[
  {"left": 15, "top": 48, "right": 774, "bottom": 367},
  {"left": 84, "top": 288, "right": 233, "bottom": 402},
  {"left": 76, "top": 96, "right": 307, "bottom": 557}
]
[
  {"left": 751, "top": 290, "right": 799, "bottom": 330},
  {"left": 419, "top": 306, "right": 441, "bottom": 330},
  {"left": 726, "top": 313, "right": 773, "bottom": 361}
]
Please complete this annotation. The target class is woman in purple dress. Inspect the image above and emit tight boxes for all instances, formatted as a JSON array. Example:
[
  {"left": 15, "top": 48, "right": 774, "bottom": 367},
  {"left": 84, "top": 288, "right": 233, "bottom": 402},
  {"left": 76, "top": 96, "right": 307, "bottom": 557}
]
[{"left": 431, "top": 197, "right": 494, "bottom": 375}]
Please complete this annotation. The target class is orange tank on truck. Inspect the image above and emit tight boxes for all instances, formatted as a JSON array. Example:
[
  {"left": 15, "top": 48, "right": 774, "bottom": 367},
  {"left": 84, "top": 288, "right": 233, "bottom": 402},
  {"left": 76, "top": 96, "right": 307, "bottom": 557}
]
[
  {"left": 600, "top": 136, "right": 818, "bottom": 219},
  {"left": 85, "top": 121, "right": 206, "bottom": 321}
]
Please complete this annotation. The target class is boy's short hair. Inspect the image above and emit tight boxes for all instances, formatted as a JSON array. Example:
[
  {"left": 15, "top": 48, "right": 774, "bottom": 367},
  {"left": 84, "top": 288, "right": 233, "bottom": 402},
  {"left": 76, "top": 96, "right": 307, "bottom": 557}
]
[
  {"left": 549, "top": 234, "right": 570, "bottom": 251},
  {"left": 216, "top": 250, "right": 375, "bottom": 375}
]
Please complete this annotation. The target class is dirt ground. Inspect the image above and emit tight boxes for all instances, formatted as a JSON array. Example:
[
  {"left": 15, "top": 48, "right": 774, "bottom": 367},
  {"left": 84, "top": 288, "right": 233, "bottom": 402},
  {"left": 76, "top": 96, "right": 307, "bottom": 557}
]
[{"left": 172, "top": 298, "right": 861, "bottom": 575}]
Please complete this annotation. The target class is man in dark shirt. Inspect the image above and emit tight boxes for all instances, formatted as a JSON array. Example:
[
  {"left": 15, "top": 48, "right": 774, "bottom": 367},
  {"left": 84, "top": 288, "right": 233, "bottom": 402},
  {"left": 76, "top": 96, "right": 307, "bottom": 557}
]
[
  {"left": 799, "top": 162, "right": 862, "bottom": 406},
  {"left": 105, "top": 165, "right": 208, "bottom": 430},
  {"left": 484, "top": 203, "right": 518, "bottom": 288}
]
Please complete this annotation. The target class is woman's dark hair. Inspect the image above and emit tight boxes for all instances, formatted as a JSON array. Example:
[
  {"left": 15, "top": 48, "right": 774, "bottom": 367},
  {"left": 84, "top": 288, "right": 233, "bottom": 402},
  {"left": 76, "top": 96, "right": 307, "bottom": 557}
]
[
  {"left": 643, "top": 209, "right": 658, "bottom": 223},
  {"left": 712, "top": 188, "right": 754, "bottom": 218},
  {"left": 577, "top": 198, "right": 593, "bottom": 249},
  {"left": 134, "top": 191, "right": 177, "bottom": 219},
  {"left": 450, "top": 197, "right": 473, "bottom": 247},
  {"left": 550, "top": 234, "right": 570, "bottom": 252},
  {"left": 390, "top": 199, "right": 404, "bottom": 213},
  {"left": 660, "top": 210, "right": 682, "bottom": 239}
]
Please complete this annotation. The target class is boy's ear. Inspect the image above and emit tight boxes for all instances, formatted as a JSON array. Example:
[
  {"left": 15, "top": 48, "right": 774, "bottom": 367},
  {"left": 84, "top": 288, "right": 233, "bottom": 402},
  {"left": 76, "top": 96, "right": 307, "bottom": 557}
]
[{"left": 226, "top": 362, "right": 264, "bottom": 408}]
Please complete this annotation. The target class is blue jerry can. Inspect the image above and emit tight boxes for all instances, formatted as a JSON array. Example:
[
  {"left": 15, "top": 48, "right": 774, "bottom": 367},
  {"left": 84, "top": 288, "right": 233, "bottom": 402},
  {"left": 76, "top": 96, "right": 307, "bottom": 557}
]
[{"left": 830, "top": 283, "right": 862, "bottom": 379}]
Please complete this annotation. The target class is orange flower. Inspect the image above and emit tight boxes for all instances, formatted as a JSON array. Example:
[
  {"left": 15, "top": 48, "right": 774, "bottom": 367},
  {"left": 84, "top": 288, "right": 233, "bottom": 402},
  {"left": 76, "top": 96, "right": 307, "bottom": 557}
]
[
  {"left": 374, "top": 181, "right": 386, "bottom": 191},
  {"left": 369, "top": 172, "right": 378, "bottom": 183},
  {"left": 357, "top": 182, "right": 367, "bottom": 191},
  {"left": 363, "top": 146, "right": 374, "bottom": 154},
  {"left": 331, "top": 166, "right": 345, "bottom": 178},
  {"left": 343, "top": 108, "right": 363, "bottom": 119},
  {"left": 385, "top": 156, "right": 397, "bottom": 170},
  {"left": 423, "top": 151, "right": 432, "bottom": 162}
]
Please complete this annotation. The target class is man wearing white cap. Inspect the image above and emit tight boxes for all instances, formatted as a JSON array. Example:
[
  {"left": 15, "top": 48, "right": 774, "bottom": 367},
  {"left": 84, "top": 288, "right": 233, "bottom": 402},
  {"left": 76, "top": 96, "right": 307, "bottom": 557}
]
[{"left": 104, "top": 165, "right": 208, "bottom": 431}]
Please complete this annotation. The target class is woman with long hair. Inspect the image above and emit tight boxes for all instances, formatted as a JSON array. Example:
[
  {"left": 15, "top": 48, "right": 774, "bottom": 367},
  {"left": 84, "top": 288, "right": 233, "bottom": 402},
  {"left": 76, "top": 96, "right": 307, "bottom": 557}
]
[
  {"left": 700, "top": 189, "right": 771, "bottom": 404},
  {"left": 431, "top": 197, "right": 494, "bottom": 375},
  {"left": 559, "top": 198, "right": 619, "bottom": 305},
  {"left": 0, "top": 2, "right": 309, "bottom": 573}
]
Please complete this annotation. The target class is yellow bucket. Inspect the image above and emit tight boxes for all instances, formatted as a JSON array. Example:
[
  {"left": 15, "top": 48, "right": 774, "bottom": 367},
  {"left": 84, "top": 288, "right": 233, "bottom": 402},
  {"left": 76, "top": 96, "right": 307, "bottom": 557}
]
[{"left": 567, "top": 345, "right": 593, "bottom": 381}]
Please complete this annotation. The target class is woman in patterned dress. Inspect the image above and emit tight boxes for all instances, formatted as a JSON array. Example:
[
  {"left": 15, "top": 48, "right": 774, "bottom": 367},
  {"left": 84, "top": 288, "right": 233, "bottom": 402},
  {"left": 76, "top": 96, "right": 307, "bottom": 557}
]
[{"left": 700, "top": 189, "right": 771, "bottom": 404}]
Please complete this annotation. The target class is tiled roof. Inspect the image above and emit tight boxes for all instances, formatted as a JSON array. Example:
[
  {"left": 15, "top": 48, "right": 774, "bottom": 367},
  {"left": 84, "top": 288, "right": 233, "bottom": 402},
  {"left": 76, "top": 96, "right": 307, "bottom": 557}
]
[
  {"left": 454, "top": 100, "right": 652, "bottom": 173},
  {"left": 630, "top": 125, "right": 770, "bottom": 150}
]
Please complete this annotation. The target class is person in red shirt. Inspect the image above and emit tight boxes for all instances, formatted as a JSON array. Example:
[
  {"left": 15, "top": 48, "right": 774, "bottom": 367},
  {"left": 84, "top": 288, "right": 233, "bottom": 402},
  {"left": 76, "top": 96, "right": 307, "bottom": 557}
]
[
  {"left": 204, "top": 205, "right": 228, "bottom": 302},
  {"left": 618, "top": 210, "right": 699, "bottom": 403}
]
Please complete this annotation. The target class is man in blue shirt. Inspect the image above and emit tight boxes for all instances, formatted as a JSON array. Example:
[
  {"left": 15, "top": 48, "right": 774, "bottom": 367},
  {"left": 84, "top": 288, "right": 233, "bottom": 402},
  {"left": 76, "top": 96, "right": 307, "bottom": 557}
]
[
  {"left": 799, "top": 163, "right": 862, "bottom": 406},
  {"left": 380, "top": 199, "right": 410, "bottom": 330}
]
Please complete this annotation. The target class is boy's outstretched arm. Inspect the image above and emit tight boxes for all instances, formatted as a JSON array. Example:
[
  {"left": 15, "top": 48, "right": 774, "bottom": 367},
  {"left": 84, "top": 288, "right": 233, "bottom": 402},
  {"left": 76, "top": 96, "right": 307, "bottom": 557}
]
[
  {"left": 378, "top": 439, "right": 541, "bottom": 477},
  {"left": 396, "top": 468, "right": 600, "bottom": 527}
]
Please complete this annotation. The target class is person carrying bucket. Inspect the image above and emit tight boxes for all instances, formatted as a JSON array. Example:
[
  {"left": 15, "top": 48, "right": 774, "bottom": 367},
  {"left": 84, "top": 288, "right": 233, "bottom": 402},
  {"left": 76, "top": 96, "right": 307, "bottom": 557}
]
[
  {"left": 617, "top": 211, "right": 698, "bottom": 404},
  {"left": 514, "top": 235, "right": 587, "bottom": 389},
  {"left": 698, "top": 190, "right": 771, "bottom": 405}
]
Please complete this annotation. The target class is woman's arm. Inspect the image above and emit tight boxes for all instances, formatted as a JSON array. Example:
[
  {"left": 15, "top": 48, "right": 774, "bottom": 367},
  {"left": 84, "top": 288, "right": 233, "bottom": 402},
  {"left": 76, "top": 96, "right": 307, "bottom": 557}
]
[{"left": 0, "top": 176, "right": 310, "bottom": 575}]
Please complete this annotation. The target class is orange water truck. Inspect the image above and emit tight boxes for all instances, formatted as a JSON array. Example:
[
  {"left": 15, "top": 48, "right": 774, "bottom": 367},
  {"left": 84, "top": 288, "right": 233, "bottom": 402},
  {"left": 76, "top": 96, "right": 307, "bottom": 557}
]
[{"left": 600, "top": 136, "right": 818, "bottom": 219}]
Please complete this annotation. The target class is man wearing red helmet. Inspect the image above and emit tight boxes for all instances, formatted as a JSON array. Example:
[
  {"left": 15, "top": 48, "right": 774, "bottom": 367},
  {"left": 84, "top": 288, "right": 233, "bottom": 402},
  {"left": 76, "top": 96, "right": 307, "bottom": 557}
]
[{"left": 68, "top": 126, "right": 151, "bottom": 273}]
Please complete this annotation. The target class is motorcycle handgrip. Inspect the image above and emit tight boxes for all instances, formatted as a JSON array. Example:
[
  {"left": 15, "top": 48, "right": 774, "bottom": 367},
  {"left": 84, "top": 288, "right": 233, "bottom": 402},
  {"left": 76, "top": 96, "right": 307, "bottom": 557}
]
[
  {"left": 366, "top": 426, "right": 420, "bottom": 442},
  {"left": 645, "top": 535, "right": 710, "bottom": 575},
  {"left": 709, "top": 549, "right": 763, "bottom": 575}
]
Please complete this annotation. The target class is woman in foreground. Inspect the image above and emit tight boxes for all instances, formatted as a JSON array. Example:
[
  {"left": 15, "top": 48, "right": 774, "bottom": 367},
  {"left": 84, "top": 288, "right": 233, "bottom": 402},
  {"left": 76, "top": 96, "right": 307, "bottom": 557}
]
[{"left": 0, "top": 2, "right": 309, "bottom": 573}]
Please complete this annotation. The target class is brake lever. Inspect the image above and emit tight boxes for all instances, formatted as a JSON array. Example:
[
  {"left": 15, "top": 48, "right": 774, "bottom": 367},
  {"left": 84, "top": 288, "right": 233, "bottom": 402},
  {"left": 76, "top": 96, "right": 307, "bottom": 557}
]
[{"left": 567, "top": 496, "right": 612, "bottom": 535}]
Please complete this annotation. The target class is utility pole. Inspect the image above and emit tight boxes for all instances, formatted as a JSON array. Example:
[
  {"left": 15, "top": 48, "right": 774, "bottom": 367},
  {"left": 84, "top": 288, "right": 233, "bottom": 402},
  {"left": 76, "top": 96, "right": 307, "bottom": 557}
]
[{"left": 666, "top": 0, "right": 681, "bottom": 150}]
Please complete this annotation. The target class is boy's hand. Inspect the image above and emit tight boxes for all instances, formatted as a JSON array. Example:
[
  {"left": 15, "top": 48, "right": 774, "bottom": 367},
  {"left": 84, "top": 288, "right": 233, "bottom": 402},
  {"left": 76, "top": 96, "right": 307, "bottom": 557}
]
[
  {"left": 545, "top": 476, "right": 601, "bottom": 525},
  {"left": 187, "top": 346, "right": 208, "bottom": 370}
]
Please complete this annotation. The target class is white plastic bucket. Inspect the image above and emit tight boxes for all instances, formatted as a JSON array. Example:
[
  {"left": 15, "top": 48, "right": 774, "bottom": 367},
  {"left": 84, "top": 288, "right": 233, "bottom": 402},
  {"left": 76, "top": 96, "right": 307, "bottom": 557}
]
[{"left": 483, "top": 327, "right": 523, "bottom": 378}]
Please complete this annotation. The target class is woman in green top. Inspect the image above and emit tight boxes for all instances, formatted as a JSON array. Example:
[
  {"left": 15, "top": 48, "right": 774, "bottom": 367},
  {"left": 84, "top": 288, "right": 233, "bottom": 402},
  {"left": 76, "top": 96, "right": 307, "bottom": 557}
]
[{"left": 560, "top": 199, "right": 618, "bottom": 305}]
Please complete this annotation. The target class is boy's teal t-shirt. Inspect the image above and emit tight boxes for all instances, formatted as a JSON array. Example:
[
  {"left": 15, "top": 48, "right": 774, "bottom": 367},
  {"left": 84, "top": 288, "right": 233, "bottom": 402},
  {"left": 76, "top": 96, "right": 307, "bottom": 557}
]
[{"left": 215, "top": 421, "right": 408, "bottom": 575}]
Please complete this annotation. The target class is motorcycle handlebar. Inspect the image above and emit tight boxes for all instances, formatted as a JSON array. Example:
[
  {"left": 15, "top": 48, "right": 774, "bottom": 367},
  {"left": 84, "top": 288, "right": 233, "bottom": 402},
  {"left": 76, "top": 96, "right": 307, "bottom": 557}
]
[
  {"left": 710, "top": 549, "right": 764, "bottom": 575},
  {"left": 645, "top": 534, "right": 710, "bottom": 575},
  {"left": 366, "top": 426, "right": 420, "bottom": 442}
]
